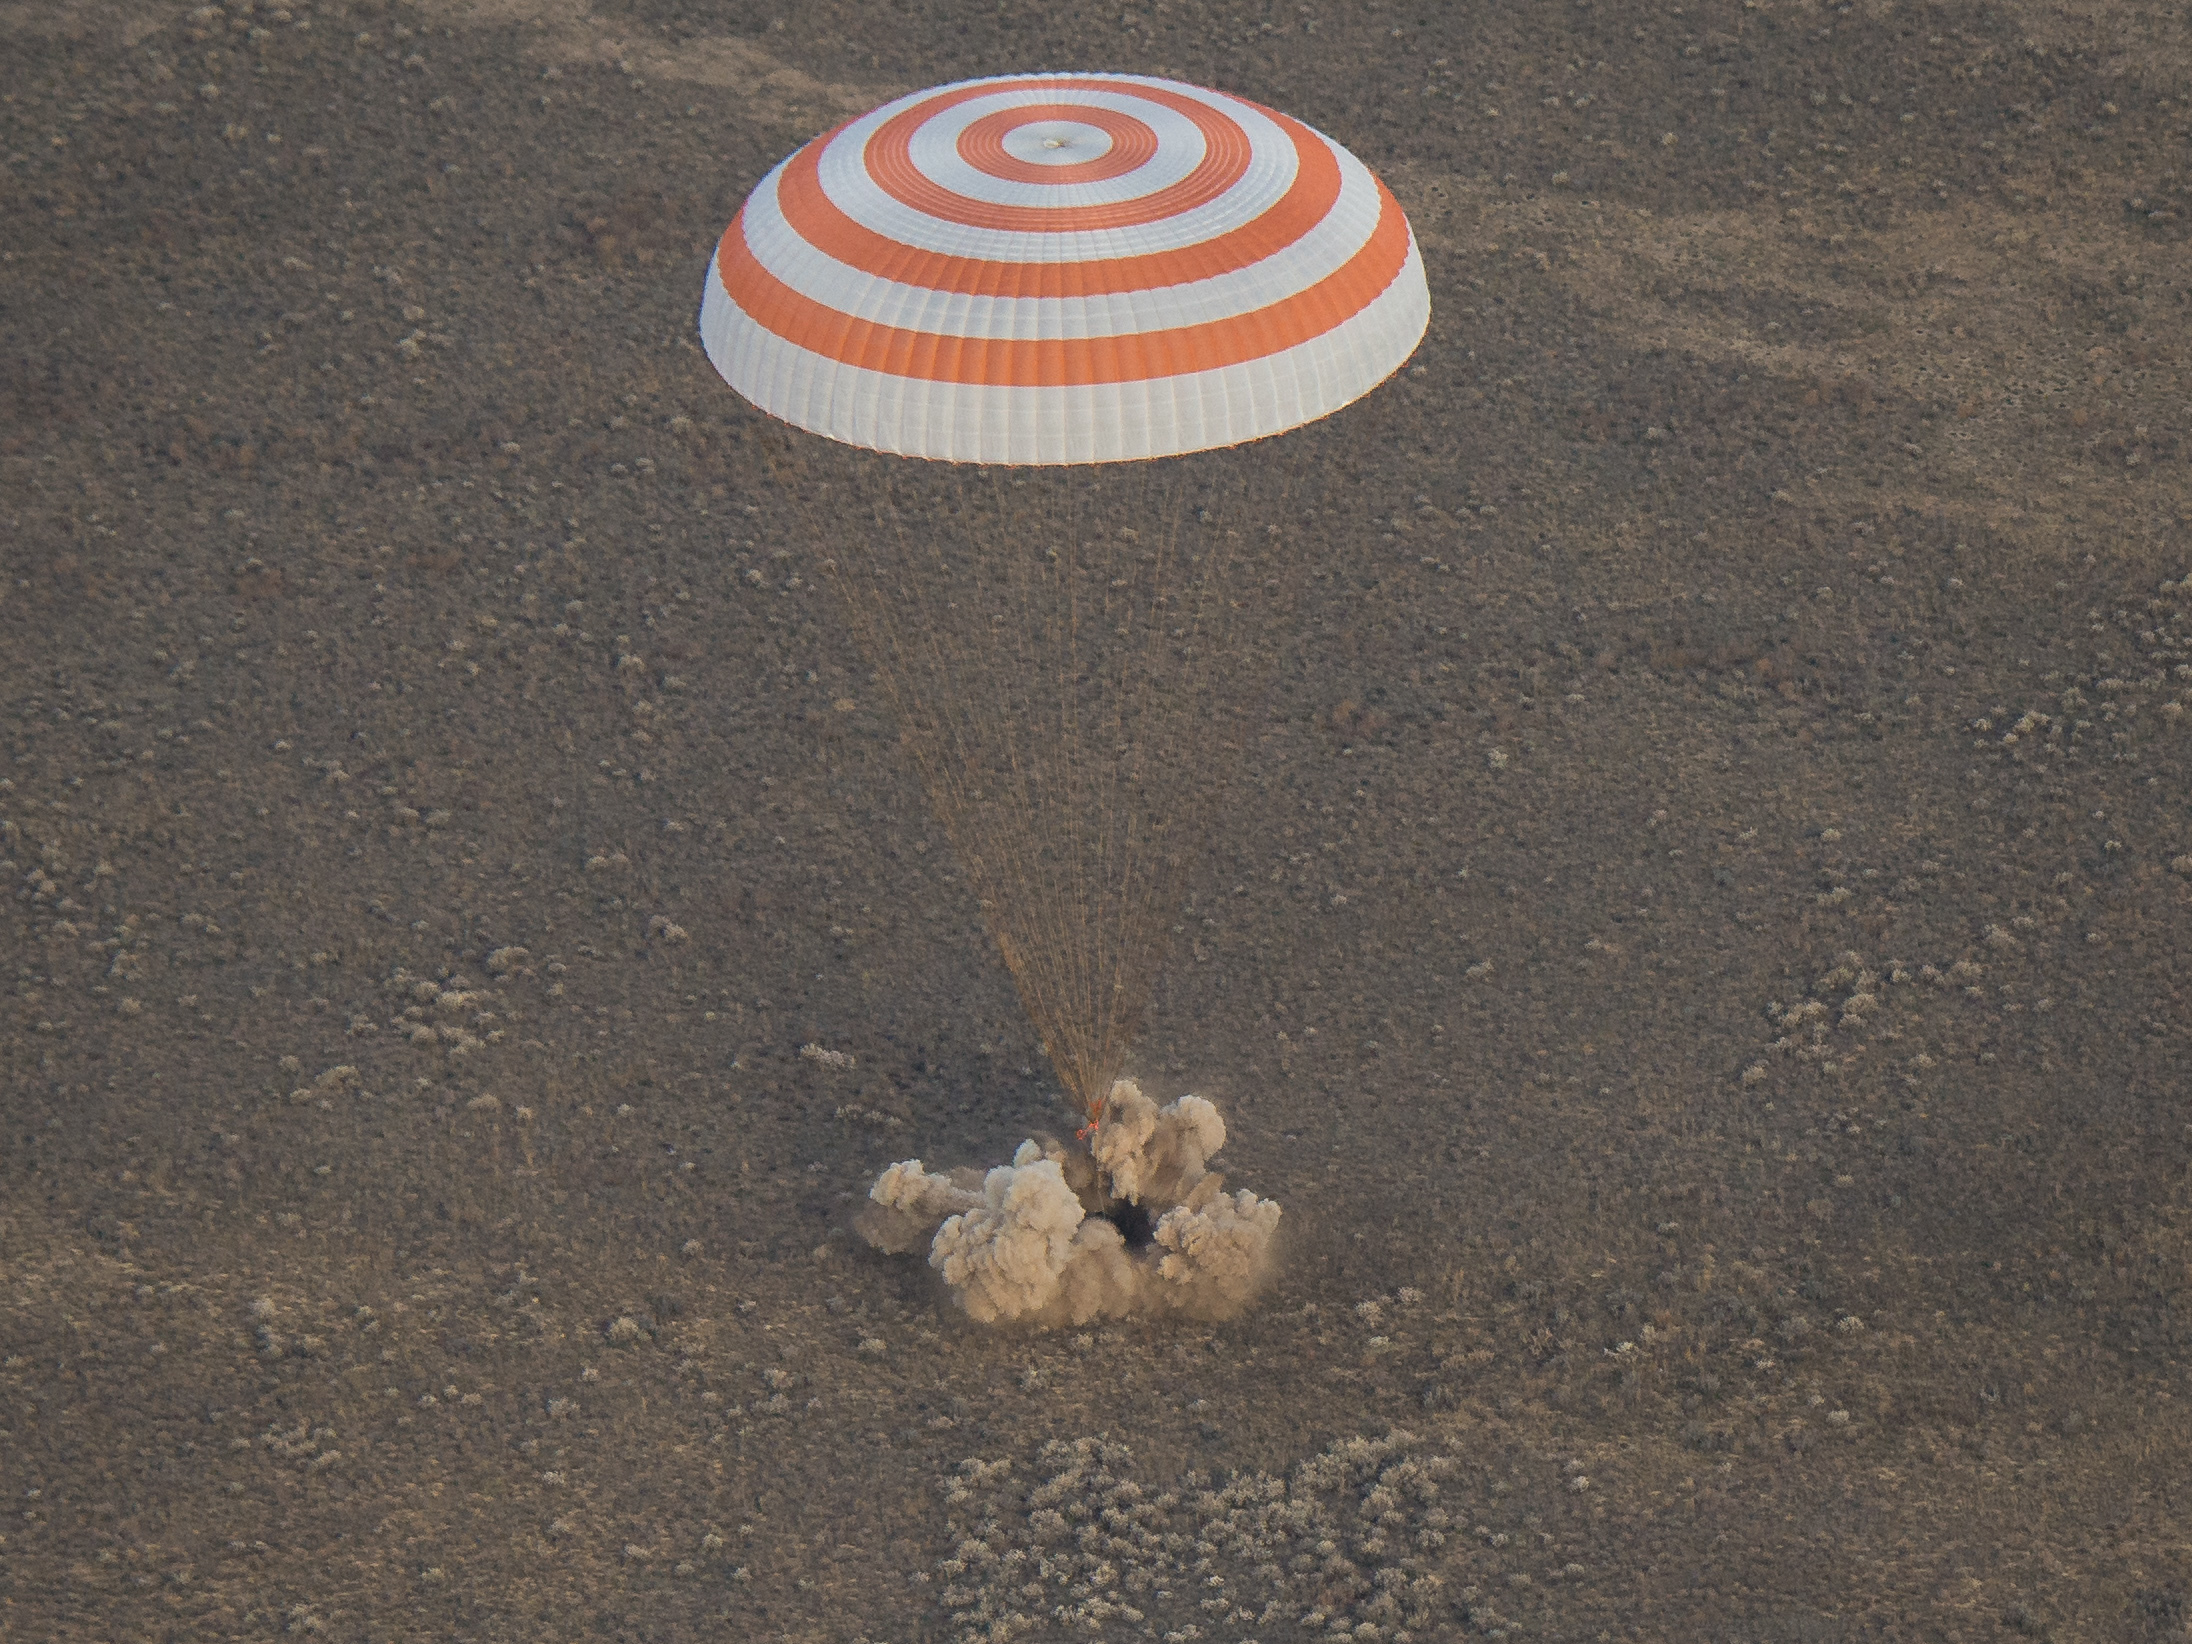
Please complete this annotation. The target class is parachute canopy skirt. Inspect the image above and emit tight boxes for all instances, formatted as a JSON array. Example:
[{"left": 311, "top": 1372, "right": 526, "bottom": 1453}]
[{"left": 700, "top": 72, "right": 1430, "bottom": 464}]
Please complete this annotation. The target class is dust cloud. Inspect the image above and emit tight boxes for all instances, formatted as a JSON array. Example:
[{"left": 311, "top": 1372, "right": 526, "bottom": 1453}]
[{"left": 855, "top": 1081, "right": 1281, "bottom": 1325}]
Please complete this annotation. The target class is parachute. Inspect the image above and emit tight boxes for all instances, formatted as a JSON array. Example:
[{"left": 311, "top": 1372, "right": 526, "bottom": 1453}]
[
  {"left": 702, "top": 72, "right": 1428, "bottom": 1122},
  {"left": 702, "top": 72, "right": 1428, "bottom": 465}
]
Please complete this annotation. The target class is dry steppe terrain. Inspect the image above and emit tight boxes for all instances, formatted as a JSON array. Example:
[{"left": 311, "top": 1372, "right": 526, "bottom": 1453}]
[{"left": 4, "top": 0, "right": 2190, "bottom": 1640}]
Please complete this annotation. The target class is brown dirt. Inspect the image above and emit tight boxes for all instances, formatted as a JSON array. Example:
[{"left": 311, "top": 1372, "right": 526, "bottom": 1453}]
[{"left": 3, "top": 1, "right": 2189, "bottom": 1641}]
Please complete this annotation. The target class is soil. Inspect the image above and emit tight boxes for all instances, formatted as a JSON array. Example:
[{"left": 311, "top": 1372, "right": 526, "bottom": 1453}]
[{"left": 4, "top": 1, "right": 2190, "bottom": 1641}]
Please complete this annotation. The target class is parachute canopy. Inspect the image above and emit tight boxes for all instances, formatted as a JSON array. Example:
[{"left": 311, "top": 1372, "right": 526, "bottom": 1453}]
[{"left": 700, "top": 72, "right": 1430, "bottom": 464}]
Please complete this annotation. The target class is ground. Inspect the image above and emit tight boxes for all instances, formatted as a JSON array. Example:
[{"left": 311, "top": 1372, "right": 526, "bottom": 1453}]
[{"left": 3, "top": 0, "right": 2190, "bottom": 1640}]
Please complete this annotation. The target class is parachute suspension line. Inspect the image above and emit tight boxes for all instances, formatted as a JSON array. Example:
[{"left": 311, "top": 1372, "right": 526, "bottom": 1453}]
[
  {"left": 1042, "top": 472, "right": 1092, "bottom": 1106},
  {"left": 778, "top": 440, "right": 1239, "bottom": 1125},
  {"left": 1097, "top": 464, "right": 1195, "bottom": 1112},
  {"left": 1019, "top": 465, "right": 1108, "bottom": 1116},
  {"left": 957, "top": 462, "right": 1074, "bottom": 1108},
  {"left": 769, "top": 416, "right": 1342, "bottom": 1128},
  {"left": 989, "top": 468, "right": 1095, "bottom": 1113}
]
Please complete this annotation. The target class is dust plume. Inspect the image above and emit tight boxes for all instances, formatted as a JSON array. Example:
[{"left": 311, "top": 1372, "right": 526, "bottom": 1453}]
[{"left": 854, "top": 1081, "right": 1281, "bottom": 1325}]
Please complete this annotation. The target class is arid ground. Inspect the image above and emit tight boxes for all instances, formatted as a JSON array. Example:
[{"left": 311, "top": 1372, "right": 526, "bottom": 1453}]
[{"left": 4, "top": 0, "right": 2190, "bottom": 1639}]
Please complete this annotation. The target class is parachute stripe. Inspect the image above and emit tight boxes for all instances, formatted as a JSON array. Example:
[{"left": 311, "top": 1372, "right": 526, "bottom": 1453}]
[
  {"left": 699, "top": 238, "right": 1427, "bottom": 464},
  {"left": 813, "top": 86, "right": 1296, "bottom": 261},
  {"left": 955, "top": 104, "right": 1160, "bottom": 186},
  {"left": 756, "top": 107, "right": 1350, "bottom": 303},
  {"left": 700, "top": 72, "right": 1430, "bottom": 463},
  {"left": 861, "top": 77, "right": 1255, "bottom": 233},
  {"left": 718, "top": 180, "right": 1409, "bottom": 386},
  {"left": 739, "top": 147, "right": 1380, "bottom": 342}
]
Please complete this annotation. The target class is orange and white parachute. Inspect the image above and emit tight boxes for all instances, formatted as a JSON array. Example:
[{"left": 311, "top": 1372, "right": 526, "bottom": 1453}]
[{"left": 699, "top": 72, "right": 1429, "bottom": 464}]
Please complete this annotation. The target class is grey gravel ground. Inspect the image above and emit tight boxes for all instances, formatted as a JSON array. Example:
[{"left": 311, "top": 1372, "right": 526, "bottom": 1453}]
[{"left": 4, "top": 1, "right": 2190, "bottom": 1641}]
